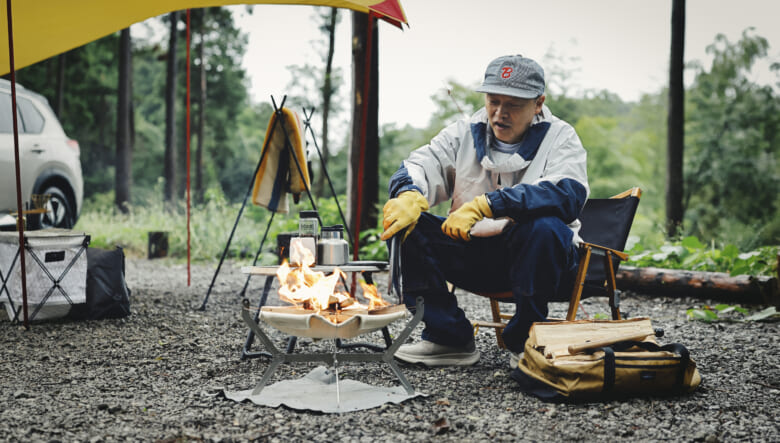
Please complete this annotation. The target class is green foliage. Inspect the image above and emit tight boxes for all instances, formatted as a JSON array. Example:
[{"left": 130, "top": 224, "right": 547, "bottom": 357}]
[
  {"left": 15, "top": 7, "right": 256, "bottom": 203},
  {"left": 358, "top": 227, "right": 387, "bottom": 261},
  {"left": 427, "top": 79, "right": 484, "bottom": 128},
  {"left": 378, "top": 122, "right": 427, "bottom": 193},
  {"left": 313, "top": 193, "right": 349, "bottom": 228},
  {"left": 684, "top": 29, "right": 780, "bottom": 246},
  {"left": 627, "top": 235, "right": 778, "bottom": 277},
  {"left": 282, "top": 8, "right": 348, "bottom": 200},
  {"left": 17, "top": 35, "right": 120, "bottom": 194},
  {"left": 686, "top": 305, "right": 778, "bottom": 322}
]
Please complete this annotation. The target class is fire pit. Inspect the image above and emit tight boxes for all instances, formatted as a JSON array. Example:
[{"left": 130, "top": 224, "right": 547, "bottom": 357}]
[
  {"left": 240, "top": 296, "right": 423, "bottom": 396},
  {"left": 238, "top": 238, "right": 423, "bottom": 396},
  {"left": 258, "top": 304, "right": 407, "bottom": 339}
]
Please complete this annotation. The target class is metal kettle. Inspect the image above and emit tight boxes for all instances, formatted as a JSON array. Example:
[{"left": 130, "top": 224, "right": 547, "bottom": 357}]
[{"left": 317, "top": 225, "right": 349, "bottom": 266}]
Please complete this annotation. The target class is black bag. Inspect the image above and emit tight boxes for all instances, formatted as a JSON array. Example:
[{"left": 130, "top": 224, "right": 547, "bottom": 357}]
[{"left": 68, "top": 247, "right": 131, "bottom": 320}]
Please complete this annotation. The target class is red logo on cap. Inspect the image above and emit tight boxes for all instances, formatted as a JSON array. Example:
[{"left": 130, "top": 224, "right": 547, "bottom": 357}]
[{"left": 501, "top": 67, "right": 513, "bottom": 78}]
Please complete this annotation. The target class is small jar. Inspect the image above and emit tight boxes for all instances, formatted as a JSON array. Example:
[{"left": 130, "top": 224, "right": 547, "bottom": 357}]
[
  {"left": 290, "top": 210, "right": 319, "bottom": 265},
  {"left": 298, "top": 210, "right": 319, "bottom": 238}
]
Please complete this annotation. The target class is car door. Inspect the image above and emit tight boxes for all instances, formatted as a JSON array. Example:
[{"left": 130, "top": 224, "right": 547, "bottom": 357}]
[
  {"left": 0, "top": 91, "right": 20, "bottom": 211},
  {"left": 0, "top": 91, "right": 46, "bottom": 213}
]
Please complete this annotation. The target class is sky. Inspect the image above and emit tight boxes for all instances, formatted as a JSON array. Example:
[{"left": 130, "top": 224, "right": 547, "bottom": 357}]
[{"left": 228, "top": 0, "right": 780, "bottom": 129}]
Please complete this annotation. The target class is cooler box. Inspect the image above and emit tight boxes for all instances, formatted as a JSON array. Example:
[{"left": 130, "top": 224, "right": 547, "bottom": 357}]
[{"left": 0, "top": 229, "right": 89, "bottom": 321}]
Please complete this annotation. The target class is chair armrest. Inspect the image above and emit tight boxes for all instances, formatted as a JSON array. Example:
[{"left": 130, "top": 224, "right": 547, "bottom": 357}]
[
  {"left": 580, "top": 242, "right": 629, "bottom": 261},
  {"left": 610, "top": 187, "right": 642, "bottom": 199}
]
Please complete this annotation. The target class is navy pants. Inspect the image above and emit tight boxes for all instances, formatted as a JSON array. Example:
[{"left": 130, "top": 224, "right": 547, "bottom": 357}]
[{"left": 398, "top": 213, "right": 579, "bottom": 353}]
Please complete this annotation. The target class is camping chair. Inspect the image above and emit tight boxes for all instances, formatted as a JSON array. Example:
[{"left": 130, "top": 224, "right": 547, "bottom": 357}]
[{"left": 472, "top": 187, "right": 642, "bottom": 348}]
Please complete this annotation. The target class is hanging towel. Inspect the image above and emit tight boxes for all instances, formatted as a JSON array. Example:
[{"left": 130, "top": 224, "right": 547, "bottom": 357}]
[{"left": 251, "top": 108, "right": 310, "bottom": 213}]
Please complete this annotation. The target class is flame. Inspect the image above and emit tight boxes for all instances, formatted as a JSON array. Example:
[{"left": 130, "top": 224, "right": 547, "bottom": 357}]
[
  {"left": 360, "top": 280, "right": 390, "bottom": 310},
  {"left": 275, "top": 237, "right": 391, "bottom": 321}
]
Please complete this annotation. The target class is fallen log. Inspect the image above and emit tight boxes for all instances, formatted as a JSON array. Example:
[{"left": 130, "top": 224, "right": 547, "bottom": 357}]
[{"left": 616, "top": 266, "right": 779, "bottom": 306}]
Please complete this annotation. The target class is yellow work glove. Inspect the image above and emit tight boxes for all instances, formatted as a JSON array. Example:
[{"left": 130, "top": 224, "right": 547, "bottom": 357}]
[
  {"left": 381, "top": 191, "right": 429, "bottom": 241},
  {"left": 441, "top": 194, "right": 493, "bottom": 241}
]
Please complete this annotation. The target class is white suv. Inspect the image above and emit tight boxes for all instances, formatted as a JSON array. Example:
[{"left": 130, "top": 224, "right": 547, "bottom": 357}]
[{"left": 0, "top": 79, "right": 83, "bottom": 229}]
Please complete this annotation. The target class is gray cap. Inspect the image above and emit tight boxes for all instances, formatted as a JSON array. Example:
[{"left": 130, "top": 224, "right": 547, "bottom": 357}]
[{"left": 475, "top": 55, "right": 545, "bottom": 99}]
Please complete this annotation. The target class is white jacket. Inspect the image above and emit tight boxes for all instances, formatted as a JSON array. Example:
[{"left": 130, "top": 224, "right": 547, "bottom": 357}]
[{"left": 388, "top": 105, "right": 589, "bottom": 243}]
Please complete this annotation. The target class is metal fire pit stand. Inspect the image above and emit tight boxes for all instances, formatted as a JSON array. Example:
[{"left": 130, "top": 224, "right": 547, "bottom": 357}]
[
  {"left": 240, "top": 262, "right": 391, "bottom": 359},
  {"left": 238, "top": 237, "right": 421, "bottom": 394},
  {"left": 239, "top": 296, "right": 424, "bottom": 395}
]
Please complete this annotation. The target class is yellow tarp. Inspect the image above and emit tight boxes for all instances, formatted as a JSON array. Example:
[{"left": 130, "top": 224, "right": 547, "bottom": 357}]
[{"left": 0, "top": 0, "right": 407, "bottom": 75}]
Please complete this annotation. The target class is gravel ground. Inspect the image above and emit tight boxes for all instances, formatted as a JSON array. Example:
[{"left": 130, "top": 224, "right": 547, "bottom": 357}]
[{"left": 1, "top": 257, "right": 778, "bottom": 442}]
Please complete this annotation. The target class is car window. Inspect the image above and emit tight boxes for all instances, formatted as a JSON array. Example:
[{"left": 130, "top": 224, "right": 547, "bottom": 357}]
[
  {"left": 18, "top": 96, "right": 45, "bottom": 133},
  {"left": 0, "top": 92, "right": 24, "bottom": 134},
  {"left": 0, "top": 92, "right": 13, "bottom": 133}
]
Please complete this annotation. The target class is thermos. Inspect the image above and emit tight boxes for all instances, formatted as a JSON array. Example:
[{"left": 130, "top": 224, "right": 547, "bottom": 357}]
[{"left": 317, "top": 225, "right": 349, "bottom": 266}]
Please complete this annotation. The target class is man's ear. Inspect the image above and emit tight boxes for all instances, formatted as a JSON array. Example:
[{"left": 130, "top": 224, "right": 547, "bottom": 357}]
[{"left": 535, "top": 95, "right": 546, "bottom": 113}]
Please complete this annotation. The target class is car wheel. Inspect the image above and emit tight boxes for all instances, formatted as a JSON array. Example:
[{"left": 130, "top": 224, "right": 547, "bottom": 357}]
[{"left": 29, "top": 186, "right": 75, "bottom": 230}]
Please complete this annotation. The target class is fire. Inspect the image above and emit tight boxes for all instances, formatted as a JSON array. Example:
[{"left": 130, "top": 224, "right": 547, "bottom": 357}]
[
  {"left": 275, "top": 239, "right": 390, "bottom": 320},
  {"left": 359, "top": 280, "right": 389, "bottom": 310}
]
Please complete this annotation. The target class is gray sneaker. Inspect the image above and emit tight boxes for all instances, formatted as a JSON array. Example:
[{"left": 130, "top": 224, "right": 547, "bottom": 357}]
[
  {"left": 509, "top": 351, "right": 523, "bottom": 369},
  {"left": 394, "top": 340, "right": 480, "bottom": 366}
]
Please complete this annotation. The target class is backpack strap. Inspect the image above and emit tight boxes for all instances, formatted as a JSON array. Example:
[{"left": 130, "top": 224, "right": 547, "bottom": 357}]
[
  {"left": 661, "top": 343, "right": 691, "bottom": 387},
  {"left": 593, "top": 341, "right": 691, "bottom": 393},
  {"left": 601, "top": 346, "right": 616, "bottom": 392}
]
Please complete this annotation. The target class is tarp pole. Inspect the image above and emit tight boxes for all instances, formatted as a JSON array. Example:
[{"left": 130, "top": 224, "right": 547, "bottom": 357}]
[
  {"left": 5, "top": 0, "right": 29, "bottom": 329},
  {"left": 186, "top": 8, "right": 192, "bottom": 286},
  {"left": 353, "top": 11, "right": 376, "bottom": 261}
]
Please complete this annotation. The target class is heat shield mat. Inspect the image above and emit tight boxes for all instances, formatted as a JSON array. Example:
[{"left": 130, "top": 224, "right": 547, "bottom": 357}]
[{"left": 220, "top": 366, "right": 426, "bottom": 413}]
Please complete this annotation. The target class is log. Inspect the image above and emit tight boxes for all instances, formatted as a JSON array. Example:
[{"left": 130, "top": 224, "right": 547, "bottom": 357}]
[{"left": 616, "top": 266, "right": 779, "bottom": 306}]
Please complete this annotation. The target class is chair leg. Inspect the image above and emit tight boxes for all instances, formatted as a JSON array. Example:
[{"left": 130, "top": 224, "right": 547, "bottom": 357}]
[
  {"left": 566, "top": 246, "right": 592, "bottom": 321},
  {"left": 490, "top": 299, "right": 506, "bottom": 349},
  {"left": 604, "top": 251, "right": 622, "bottom": 320}
]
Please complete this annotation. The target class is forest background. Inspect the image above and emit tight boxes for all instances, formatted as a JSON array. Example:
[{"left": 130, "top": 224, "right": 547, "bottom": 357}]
[{"left": 8, "top": 6, "right": 779, "bottom": 276}]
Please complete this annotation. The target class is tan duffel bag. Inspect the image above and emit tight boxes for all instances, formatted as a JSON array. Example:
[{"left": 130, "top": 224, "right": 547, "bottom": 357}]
[{"left": 511, "top": 318, "right": 702, "bottom": 402}]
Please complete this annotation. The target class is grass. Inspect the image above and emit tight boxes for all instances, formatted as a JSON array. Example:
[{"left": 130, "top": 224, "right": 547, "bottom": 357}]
[{"left": 75, "top": 191, "right": 299, "bottom": 264}]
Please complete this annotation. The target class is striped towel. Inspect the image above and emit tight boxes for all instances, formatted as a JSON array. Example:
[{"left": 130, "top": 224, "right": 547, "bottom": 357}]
[{"left": 251, "top": 108, "right": 310, "bottom": 213}]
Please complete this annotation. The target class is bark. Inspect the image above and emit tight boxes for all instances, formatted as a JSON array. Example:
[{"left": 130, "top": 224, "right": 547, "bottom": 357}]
[
  {"left": 666, "top": 0, "right": 685, "bottom": 237},
  {"left": 316, "top": 8, "right": 337, "bottom": 199},
  {"left": 348, "top": 12, "right": 379, "bottom": 257},
  {"left": 616, "top": 265, "right": 779, "bottom": 306},
  {"left": 54, "top": 53, "right": 65, "bottom": 118},
  {"left": 115, "top": 28, "right": 132, "bottom": 213},
  {"left": 195, "top": 9, "right": 206, "bottom": 205},
  {"left": 164, "top": 11, "right": 179, "bottom": 207}
]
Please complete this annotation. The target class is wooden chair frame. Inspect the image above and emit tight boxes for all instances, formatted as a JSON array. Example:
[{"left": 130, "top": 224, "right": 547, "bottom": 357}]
[{"left": 472, "top": 187, "right": 642, "bottom": 349}]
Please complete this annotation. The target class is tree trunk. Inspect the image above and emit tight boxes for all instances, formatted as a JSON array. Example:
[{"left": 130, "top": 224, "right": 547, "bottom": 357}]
[
  {"left": 115, "top": 28, "right": 132, "bottom": 213},
  {"left": 196, "top": 9, "right": 206, "bottom": 205},
  {"left": 164, "top": 11, "right": 179, "bottom": 207},
  {"left": 666, "top": 0, "right": 685, "bottom": 237},
  {"left": 348, "top": 12, "right": 380, "bottom": 257},
  {"left": 317, "top": 8, "right": 337, "bottom": 199},
  {"left": 616, "top": 265, "right": 779, "bottom": 306},
  {"left": 54, "top": 53, "right": 65, "bottom": 118}
]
